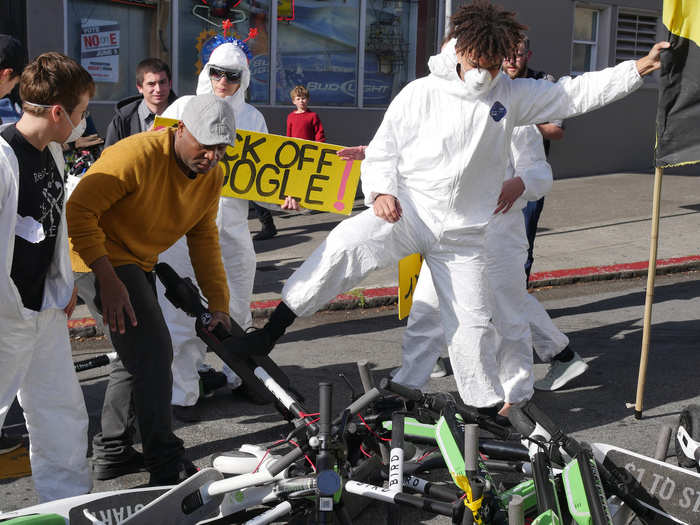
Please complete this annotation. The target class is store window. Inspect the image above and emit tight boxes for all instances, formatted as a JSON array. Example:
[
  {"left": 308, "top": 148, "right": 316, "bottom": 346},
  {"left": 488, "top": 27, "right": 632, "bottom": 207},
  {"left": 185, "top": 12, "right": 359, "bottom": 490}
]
[
  {"left": 176, "top": 0, "right": 270, "bottom": 104},
  {"left": 174, "top": 0, "right": 430, "bottom": 108},
  {"left": 363, "top": 0, "right": 416, "bottom": 107},
  {"left": 66, "top": 0, "right": 171, "bottom": 102},
  {"left": 571, "top": 6, "right": 599, "bottom": 74},
  {"left": 275, "top": 1, "right": 360, "bottom": 106}
]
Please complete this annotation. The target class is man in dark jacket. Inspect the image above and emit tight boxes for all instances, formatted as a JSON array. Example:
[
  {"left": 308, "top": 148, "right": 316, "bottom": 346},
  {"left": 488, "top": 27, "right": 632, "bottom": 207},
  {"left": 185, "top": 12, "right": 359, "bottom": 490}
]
[{"left": 104, "top": 57, "right": 176, "bottom": 147}]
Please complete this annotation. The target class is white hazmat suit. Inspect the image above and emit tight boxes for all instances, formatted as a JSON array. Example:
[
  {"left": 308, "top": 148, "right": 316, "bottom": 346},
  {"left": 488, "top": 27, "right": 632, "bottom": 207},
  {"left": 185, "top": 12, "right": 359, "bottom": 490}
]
[
  {"left": 279, "top": 40, "right": 642, "bottom": 408},
  {"left": 0, "top": 135, "right": 91, "bottom": 501},
  {"left": 391, "top": 124, "right": 569, "bottom": 400},
  {"left": 157, "top": 43, "right": 267, "bottom": 407}
]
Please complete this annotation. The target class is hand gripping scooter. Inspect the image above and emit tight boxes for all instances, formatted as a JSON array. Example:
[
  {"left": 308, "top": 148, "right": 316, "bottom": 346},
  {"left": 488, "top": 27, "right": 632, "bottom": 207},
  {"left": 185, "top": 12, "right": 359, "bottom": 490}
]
[{"left": 154, "top": 262, "right": 299, "bottom": 411}]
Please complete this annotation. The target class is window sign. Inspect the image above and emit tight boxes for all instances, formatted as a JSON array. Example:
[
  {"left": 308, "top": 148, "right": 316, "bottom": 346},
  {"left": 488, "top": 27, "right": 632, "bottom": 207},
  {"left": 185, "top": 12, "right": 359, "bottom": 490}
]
[
  {"left": 80, "top": 19, "right": 120, "bottom": 83},
  {"left": 67, "top": 0, "right": 158, "bottom": 101}
]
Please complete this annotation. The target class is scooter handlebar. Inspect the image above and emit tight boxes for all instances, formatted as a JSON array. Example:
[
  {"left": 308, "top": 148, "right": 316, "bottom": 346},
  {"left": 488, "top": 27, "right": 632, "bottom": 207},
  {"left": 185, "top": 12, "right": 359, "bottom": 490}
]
[{"left": 379, "top": 377, "right": 423, "bottom": 402}]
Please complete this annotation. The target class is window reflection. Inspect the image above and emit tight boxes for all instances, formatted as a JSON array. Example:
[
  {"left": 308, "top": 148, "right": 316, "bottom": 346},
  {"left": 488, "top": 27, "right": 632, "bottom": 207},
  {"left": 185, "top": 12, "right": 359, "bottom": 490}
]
[
  {"left": 364, "top": 1, "right": 413, "bottom": 107},
  {"left": 275, "top": 1, "right": 360, "bottom": 106}
]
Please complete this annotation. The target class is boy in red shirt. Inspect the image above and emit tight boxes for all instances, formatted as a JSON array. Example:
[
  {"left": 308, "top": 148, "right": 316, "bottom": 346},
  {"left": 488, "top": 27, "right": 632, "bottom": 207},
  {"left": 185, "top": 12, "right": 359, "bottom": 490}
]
[{"left": 286, "top": 85, "right": 325, "bottom": 142}]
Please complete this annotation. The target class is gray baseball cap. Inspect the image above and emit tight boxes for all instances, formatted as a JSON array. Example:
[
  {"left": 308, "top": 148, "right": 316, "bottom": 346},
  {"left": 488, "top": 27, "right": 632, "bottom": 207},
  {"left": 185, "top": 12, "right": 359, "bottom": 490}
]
[{"left": 181, "top": 94, "right": 236, "bottom": 146}]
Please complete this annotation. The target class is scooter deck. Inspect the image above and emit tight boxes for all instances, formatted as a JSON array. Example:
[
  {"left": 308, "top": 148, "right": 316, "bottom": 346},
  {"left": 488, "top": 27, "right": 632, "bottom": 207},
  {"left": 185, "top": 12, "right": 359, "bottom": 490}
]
[
  {"left": 0, "top": 487, "right": 168, "bottom": 524},
  {"left": 592, "top": 443, "right": 700, "bottom": 524},
  {"left": 121, "top": 468, "right": 224, "bottom": 525}
]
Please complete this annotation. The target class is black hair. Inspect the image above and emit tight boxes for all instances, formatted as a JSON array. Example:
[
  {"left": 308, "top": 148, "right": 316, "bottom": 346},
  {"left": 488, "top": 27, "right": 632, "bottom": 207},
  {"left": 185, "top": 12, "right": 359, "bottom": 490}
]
[
  {"left": 0, "top": 34, "right": 27, "bottom": 77},
  {"left": 450, "top": 1, "right": 527, "bottom": 65}
]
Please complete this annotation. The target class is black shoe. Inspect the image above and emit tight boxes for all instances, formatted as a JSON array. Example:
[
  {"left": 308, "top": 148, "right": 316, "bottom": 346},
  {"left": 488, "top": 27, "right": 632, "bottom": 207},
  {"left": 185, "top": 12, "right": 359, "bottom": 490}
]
[
  {"left": 240, "top": 325, "right": 278, "bottom": 356},
  {"left": 92, "top": 451, "right": 146, "bottom": 480},
  {"left": 252, "top": 224, "right": 277, "bottom": 241},
  {"left": 198, "top": 369, "right": 227, "bottom": 398},
  {"left": 239, "top": 302, "right": 297, "bottom": 356},
  {"left": 0, "top": 432, "right": 23, "bottom": 454},
  {"left": 172, "top": 403, "right": 202, "bottom": 423},
  {"left": 148, "top": 459, "right": 198, "bottom": 486}
]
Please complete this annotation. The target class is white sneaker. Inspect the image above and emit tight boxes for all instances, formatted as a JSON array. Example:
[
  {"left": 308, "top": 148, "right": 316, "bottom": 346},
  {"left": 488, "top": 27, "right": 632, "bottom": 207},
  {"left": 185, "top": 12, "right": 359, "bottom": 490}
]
[
  {"left": 430, "top": 357, "right": 448, "bottom": 379},
  {"left": 534, "top": 352, "right": 589, "bottom": 391}
]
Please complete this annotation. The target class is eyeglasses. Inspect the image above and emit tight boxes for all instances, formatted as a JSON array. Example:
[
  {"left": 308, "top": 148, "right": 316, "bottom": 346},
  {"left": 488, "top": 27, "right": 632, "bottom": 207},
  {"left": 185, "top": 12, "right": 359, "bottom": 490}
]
[
  {"left": 209, "top": 67, "right": 242, "bottom": 83},
  {"left": 503, "top": 52, "right": 528, "bottom": 63}
]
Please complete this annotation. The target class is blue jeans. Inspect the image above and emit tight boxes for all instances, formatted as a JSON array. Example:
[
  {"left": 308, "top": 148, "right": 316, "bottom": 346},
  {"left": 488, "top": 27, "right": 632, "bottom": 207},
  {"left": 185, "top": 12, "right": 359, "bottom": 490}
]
[{"left": 523, "top": 197, "right": 545, "bottom": 283}]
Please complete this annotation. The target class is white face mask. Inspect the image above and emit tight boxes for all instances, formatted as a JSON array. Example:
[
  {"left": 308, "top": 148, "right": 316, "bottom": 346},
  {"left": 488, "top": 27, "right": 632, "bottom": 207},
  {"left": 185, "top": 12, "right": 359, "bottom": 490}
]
[
  {"left": 24, "top": 101, "right": 87, "bottom": 143},
  {"left": 62, "top": 107, "right": 87, "bottom": 143},
  {"left": 462, "top": 67, "right": 496, "bottom": 98}
]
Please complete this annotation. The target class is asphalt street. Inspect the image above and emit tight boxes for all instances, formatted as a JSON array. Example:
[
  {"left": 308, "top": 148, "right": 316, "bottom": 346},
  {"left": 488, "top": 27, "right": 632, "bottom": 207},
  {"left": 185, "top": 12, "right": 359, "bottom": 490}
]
[{"left": 3, "top": 270, "right": 700, "bottom": 523}]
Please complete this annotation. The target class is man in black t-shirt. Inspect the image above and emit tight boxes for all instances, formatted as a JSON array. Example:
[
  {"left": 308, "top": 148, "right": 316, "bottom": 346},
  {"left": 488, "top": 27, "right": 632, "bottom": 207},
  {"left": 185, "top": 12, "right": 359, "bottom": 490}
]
[
  {"left": 0, "top": 52, "right": 95, "bottom": 502},
  {"left": 1, "top": 125, "right": 65, "bottom": 310}
]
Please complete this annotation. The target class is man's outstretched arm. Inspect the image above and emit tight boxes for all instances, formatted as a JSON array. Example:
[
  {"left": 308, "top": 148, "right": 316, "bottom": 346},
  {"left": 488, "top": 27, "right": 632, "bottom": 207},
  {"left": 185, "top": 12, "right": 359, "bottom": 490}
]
[{"left": 514, "top": 41, "right": 670, "bottom": 128}]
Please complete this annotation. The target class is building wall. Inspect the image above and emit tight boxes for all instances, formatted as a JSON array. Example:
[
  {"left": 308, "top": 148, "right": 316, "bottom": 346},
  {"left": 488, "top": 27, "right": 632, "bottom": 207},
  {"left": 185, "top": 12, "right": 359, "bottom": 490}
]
[
  {"left": 26, "top": 0, "right": 64, "bottom": 59},
  {"left": 0, "top": 0, "right": 27, "bottom": 47},
  {"left": 472, "top": 0, "right": 663, "bottom": 177}
]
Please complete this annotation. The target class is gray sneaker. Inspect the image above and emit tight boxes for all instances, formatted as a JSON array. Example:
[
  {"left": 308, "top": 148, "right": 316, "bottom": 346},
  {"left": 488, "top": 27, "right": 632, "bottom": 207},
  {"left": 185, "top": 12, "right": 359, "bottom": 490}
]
[
  {"left": 430, "top": 357, "right": 448, "bottom": 379},
  {"left": 534, "top": 352, "right": 589, "bottom": 391}
]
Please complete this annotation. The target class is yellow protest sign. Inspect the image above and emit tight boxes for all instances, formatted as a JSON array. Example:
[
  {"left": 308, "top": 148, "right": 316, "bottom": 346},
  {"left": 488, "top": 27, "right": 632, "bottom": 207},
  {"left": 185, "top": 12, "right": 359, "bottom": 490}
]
[
  {"left": 153, "top": 116, "right": 361, "bottom": 215},
  {"left": 398, "top": 253, "right": 424, "bottom": 320}
]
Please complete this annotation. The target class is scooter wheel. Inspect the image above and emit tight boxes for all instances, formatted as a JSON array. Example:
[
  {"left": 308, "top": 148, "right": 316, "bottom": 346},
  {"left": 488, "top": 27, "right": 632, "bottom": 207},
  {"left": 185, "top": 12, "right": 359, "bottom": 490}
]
[{"left": 676, "top": 404, "right": 700, "bottom": 470}]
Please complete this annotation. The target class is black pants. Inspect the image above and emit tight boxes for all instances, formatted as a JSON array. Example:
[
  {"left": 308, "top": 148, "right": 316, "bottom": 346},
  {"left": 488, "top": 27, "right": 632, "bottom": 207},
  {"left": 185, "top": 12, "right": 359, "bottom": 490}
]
[
  {"left": 92, "top": 265, "right": 184, "bottom": 479},
  {"left": 523, "top": 197, "right": 545, "bottom": 283},
  {"left": 252, "top": 202, "right": 273, "bottom": 227}
]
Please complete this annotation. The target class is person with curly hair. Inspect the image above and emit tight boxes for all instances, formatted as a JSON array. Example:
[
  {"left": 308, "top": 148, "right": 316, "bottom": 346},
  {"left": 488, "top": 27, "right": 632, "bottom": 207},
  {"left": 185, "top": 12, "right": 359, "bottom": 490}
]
[{"left": 237, "top": 1, "right": 668, "bottom": 412}]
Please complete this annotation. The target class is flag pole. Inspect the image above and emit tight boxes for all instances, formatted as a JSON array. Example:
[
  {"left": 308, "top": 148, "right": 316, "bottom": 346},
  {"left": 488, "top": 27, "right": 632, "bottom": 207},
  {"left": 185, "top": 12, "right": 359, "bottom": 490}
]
[{"left": 635, "top": 166, "right": 663, "bottom": 419}]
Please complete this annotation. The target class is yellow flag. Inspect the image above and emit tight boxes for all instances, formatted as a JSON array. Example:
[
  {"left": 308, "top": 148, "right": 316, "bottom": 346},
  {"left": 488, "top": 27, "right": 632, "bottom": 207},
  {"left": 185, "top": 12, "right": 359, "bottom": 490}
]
[
  {"left": 153, "top": 116, "right": 361, "bottom": 215},
  {"left": 398, "top": 253, "right": 423, "bottom": 319}
]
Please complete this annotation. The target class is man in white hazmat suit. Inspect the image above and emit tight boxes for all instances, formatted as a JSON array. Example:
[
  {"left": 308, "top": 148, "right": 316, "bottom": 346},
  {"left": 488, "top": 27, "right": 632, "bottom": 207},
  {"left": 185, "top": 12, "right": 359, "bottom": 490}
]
[
  {"left": 238, "top": 0, "right": 668, "bottom": 410},
  {"left": 391, "top": 126, "right": 567, "bottom": 399},
  {"left": 0, "top": 52, "right": 93, "bottom": 501},
  {"left": 158, "top": 41, "right": 297, "bottom": 421},
  {"left": 339, "top": 121, "right": 570, "bottom": 406},
  {"left": 386, "top": 41, "right": 576, "bottom": 405},
  {"left": 339, "top": 41, "right": 575, "bottom": 403}
]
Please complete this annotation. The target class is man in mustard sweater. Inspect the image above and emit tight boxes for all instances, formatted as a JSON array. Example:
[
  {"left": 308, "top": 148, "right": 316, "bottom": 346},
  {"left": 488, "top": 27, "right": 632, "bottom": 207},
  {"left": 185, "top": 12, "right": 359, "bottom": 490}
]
[{"left": 67, "top": 94, "right": 233, "bottom": 485}]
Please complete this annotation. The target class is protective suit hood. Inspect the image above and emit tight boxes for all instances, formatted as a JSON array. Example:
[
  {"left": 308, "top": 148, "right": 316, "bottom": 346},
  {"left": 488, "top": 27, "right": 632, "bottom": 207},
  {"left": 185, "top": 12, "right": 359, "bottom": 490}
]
[
  {"left": 428, "top": 38, "right": 503, "bottom": 98},
  {"left": 196, "top": 43, "right": 251, "bottom": 112}
]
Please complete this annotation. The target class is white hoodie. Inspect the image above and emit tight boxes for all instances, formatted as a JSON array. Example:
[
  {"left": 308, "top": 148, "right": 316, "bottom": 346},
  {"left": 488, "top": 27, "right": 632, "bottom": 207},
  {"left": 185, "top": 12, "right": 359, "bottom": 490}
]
[
  {"left": 360, "top": 38, "right": 642, "bottom": 235},
  {"left": 164, "top": 42, "right": 267, "bottom": 136}
]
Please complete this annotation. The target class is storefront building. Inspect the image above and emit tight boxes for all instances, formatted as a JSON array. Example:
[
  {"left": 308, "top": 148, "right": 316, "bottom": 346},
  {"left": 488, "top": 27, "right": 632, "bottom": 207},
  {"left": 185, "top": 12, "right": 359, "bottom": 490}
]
[{"left": 23, "top": 0, "right": 668, "bottom": 177}]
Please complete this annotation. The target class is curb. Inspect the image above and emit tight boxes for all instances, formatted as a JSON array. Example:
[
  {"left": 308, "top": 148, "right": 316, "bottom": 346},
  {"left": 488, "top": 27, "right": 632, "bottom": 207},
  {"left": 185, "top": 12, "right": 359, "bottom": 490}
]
[{"left": 68, "top": 255, "right": 700, "bottom": 337}]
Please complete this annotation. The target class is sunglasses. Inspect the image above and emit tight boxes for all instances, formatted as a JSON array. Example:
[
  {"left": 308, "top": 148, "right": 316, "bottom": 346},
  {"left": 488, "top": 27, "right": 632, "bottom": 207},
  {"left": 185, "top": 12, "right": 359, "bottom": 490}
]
[{"left": 209, "top": 67, "right": 242, "bottom": 83}]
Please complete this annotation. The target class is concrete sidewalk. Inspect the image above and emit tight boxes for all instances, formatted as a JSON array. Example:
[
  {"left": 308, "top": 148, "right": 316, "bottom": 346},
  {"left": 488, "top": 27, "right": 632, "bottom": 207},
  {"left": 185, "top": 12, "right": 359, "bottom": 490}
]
[{"left": 68, "top": 170, "right": 700, "bottom": 333}]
